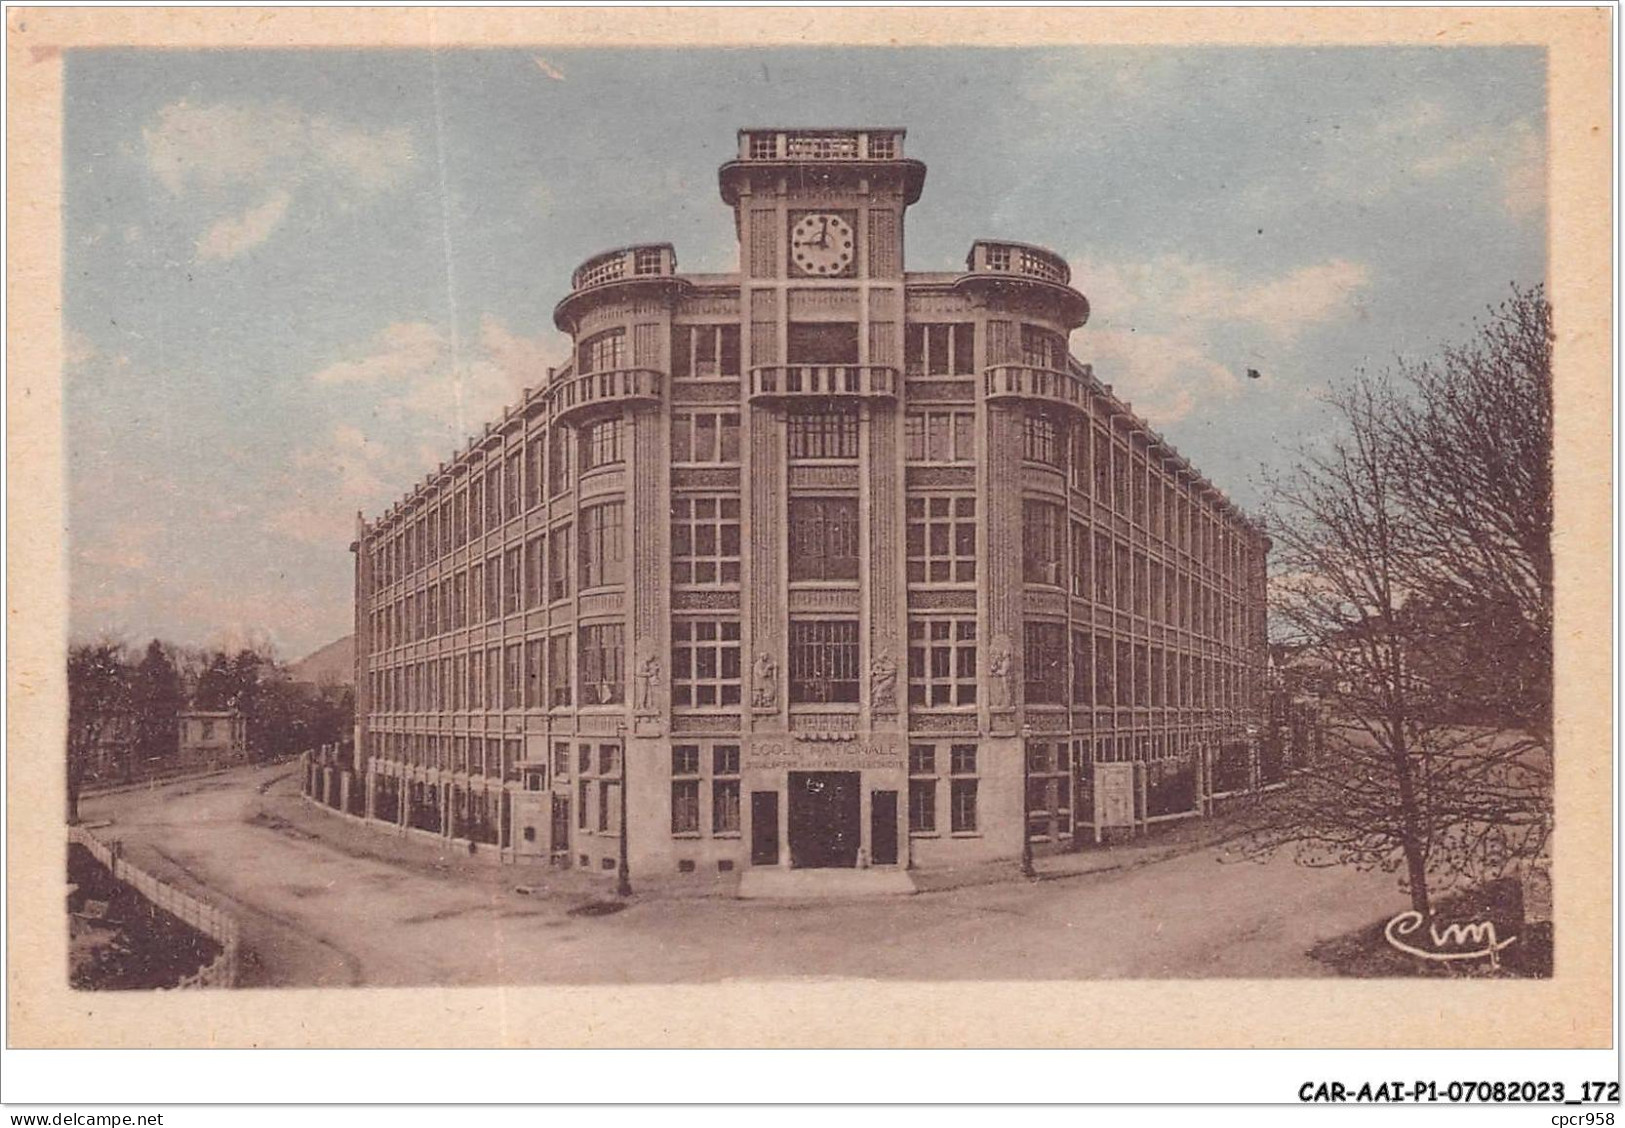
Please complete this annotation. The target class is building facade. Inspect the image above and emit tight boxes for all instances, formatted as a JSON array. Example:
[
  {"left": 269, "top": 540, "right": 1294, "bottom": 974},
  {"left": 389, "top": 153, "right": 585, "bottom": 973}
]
[
  {"left": 347, "top": 128, "right": 1270, "bottom": 883},
  {"left": 177, "top": 710, "right": 249, "bottom": 769}
]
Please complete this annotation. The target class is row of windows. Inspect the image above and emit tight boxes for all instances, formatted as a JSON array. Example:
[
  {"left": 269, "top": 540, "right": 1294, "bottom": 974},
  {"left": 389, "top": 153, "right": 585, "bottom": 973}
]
[
  {"left": 372, "top": 488, "right": 994, "bottom": 652},
  {"left": 1020, "top": 405, "right": 1259, "bottom": 578},
  {"left": 1022, "top": 500, "right": 1255, "bottom": 638},
  {"left": 1023, "top": 622, "right": 1259, "bottom": 709},
  {"left": 369, "top": 504, "right": 624, "bottom": 648}
]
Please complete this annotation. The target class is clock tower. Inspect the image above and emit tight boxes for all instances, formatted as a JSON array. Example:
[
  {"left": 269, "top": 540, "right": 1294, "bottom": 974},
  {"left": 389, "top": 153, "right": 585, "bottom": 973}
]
[{"left": 718, "top": 128, "right": 925, "bottom": 373}]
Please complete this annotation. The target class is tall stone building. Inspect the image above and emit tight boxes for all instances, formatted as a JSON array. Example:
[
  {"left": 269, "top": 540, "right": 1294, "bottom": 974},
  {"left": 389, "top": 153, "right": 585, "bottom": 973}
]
[{"left": 347, "top": 128, "right": 1270, "bottom": 887}]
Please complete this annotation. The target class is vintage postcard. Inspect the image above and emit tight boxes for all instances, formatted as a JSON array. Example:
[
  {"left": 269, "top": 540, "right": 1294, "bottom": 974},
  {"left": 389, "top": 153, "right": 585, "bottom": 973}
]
[{"left": 5, "top": 7, "right": 1612, "bottom": 1054}]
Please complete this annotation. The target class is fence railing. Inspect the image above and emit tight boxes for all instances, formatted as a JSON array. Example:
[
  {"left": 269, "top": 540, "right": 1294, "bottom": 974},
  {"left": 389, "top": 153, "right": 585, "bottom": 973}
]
[{"left": 69, "top": 825, "right": 240, "bottom": 988}]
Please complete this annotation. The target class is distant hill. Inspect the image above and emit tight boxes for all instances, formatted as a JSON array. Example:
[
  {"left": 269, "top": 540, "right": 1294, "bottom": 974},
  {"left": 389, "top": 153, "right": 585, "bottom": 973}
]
[{"left": 290, "top": 634, "right": 354, "bottom": 687}]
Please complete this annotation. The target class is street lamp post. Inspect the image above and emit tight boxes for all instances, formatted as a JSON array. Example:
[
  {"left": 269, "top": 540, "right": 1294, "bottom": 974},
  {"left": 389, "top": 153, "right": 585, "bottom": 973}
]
[
  {"left": 1019, "top": 723, "right": 1036, "bottom": 880},
  {"left": 615, "top": 721, "right": 632, "bottom": 898}
]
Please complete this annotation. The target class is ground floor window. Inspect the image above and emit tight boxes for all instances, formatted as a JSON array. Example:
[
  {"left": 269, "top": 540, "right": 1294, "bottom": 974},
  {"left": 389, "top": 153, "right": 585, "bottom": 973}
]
[
  {"left": 908, "top": 742, "right": 979, "bottom": 834},
  {"left": 669, "top": 742, "right": 741, "bottom": 837},
  {"left": 949, "top": 744, "right": 979, "bottom": 833},
  {"left": 1025, "top": 739, "right": 1072, "bottom": 840}
]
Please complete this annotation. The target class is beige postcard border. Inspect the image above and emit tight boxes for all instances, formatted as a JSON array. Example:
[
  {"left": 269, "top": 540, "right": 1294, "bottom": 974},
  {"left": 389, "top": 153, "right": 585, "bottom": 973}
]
[{"left": 5, "top": 6, "right": 1613, "bottom": 1050}]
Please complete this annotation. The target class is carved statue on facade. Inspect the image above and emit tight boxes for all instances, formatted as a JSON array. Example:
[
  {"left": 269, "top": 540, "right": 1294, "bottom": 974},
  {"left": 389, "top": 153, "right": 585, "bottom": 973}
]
[
  {"left": 634, "top": 653, "right": 662, "bottom": 712},
  {"left": 988, "top": 645, "right": 1012, "bottom": 710},
  {"left": 752, "top": 652, "right": 779, "bottom": 710},
  {"left": 869, "top": 652, "right": 898, "bottom": 712}
]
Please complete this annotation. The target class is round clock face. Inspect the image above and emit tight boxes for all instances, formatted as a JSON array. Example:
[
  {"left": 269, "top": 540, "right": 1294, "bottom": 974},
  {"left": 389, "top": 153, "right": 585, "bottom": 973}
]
[{"left": 790, "top": 213, "right": 856, "bottom": 276}]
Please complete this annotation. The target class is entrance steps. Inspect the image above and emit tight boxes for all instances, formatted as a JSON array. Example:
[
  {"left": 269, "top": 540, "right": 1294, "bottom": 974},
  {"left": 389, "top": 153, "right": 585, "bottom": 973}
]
[{"left": 736, "top": 867, "right": 917, "bottom": 900}]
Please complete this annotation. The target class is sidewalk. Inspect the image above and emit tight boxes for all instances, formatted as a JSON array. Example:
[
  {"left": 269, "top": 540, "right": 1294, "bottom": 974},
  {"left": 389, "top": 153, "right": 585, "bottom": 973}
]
[
  {"left": 911, "top": 809, "right": 1260, "bottom": 895},
  {"left": 255, "top": 773, "right": 739, "bottom": 904}
]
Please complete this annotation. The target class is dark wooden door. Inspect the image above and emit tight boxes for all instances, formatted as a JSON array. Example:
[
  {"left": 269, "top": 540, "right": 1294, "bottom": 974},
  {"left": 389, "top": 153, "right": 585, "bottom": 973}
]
[
  {"left": 750, "top": 791, "right": 779, "bottom": 866},
  {"left": 870, "top": 789, "right": 898, "bottom": 866},
  {"left": 550, "top": 794, "right": 570, "bottom": 860},
  {"left": 789, "top": 771, "right": 861, "bottom": 868}
]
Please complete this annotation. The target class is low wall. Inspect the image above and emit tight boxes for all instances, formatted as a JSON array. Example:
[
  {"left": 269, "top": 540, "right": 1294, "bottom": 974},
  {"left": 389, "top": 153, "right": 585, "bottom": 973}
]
[{"left": 68, "top": 825, "right": 240, "bottom": 988}]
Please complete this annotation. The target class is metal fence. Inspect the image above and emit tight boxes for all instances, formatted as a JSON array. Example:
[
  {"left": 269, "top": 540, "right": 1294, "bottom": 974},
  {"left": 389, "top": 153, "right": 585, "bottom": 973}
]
[{"left": 68, "top": 825, "right": 240, "bottom": 988}]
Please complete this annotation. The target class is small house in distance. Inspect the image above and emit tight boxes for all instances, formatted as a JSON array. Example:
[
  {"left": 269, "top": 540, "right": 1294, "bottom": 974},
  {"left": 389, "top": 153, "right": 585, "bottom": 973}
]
[{"left": 177, "top": 710, "right": 249, "bottom": 769}]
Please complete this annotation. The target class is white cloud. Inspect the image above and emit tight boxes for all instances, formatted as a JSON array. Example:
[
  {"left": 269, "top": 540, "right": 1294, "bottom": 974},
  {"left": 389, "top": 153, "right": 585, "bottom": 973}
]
[
  {"left": 269, "top": 317, "right": 567, "bottom": 544},
  {"left": 143, "top": 99, "right": 417, "bottom": 262},
  {"left": 194, "top": 189, "right": 292, "bottom": 262},
  {"left": 1073, "top": 253, "right": 1371, "bottom": 424},
  {"left": 1315, "top": 102, "right": 1545, "bottom": 221}
]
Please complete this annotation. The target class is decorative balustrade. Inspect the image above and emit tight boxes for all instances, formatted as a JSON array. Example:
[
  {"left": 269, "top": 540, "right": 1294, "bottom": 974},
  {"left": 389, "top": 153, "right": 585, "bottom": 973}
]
[
  {"left": 982, "top": 364, "right": 1097, "bottom": 412},
  {"left": 738, "top": 128, "right": 904, "bottom": 162},
  {"left": 748, "top": 364, "right": 899, "bottom": 402},
  {"left": 548, "top": 366, "right": 665, "bottom": 425},
  {"left": 965, "top": 240, "right": 1071, "bottom": 285},
  {"left": 956, "top": 242, "right": 1090, "bottom": 328},
  {"left": 569, "top": 244, "right": 677, "bottom": 292},
  {"left": 555, "top": 244, "right": 687, "bottom": 333}
]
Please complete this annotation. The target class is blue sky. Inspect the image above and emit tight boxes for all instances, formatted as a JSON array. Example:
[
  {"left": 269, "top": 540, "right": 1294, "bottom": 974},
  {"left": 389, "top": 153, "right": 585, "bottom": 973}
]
[{"left": 64, "top": 46, "right": 1546, "bottom": 659}]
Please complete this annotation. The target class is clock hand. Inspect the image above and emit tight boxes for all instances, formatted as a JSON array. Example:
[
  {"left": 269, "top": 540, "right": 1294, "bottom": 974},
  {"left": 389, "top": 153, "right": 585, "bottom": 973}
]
[{"left": 818, "top": 218, "right": 830, "bottom": 247}]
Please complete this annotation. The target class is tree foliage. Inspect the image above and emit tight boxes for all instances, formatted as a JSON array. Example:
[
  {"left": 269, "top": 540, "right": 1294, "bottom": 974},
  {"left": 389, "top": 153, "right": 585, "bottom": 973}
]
[
  {"left": 1247, "top": 287, "right": 1553, "bottom": 915},
  {"left": 66, "top": 640, "right": 132, "bottom": 822}
]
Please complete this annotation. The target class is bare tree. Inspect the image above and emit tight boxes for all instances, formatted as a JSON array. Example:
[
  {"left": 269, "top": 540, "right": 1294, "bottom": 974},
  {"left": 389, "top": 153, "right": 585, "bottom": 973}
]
[
  {"left": 1389, "top": 285, "right": 1553, "bottom": 744},
  {"left": 66, "top": 640, "right": 132, "bottom": 824},
  {"left": 1249, "top": 363, "right": 1550, "bottom": 916}
]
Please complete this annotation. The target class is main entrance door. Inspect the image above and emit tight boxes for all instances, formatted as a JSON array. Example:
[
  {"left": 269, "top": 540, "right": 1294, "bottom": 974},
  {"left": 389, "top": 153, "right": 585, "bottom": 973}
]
[{"left": 788, "top": 771, "right": 862, "bottom": 868}]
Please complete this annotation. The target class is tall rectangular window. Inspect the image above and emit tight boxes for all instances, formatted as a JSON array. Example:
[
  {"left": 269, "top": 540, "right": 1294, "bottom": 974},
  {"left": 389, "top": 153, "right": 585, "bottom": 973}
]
[
  {"left": 904, "top": 322, "right": 975, "bottom": 377},
  {"left": 577, "top": 329, "right": 625, "bottom": 374},
  {"left": 549, "top": 524, "right": 571, "bottom": 602},
  {"left": 1071, "top": 629, "right": 1093, "bottom": 705},
  {"left": 1023, "top": 500, "right": 1065, "bottom": 586},
  {"left": 949, "top": 743, "right": 979, "bottom": 834},
  {"left": 907, "top": 617, "right": 978, "bottom": 706},
  {"left": 788, "top": 497, "right": 859, "bottom": 582},
  {"left": 548, "top": 426, "right": 573, "bottom": 496},
  {"left": 671, "top": 745, "right": 701, "bottom": 835},
  {"left": 671, "top": 496, "right": 741, "bottom": 585},
  {"left": 903, "top": 409, "right": 976, "bottom": 463},
  {"left": 670, "top": 411, "right": 741, "bottom": 464},
  {"left": 1070, "top": 521, "right": 1091, "bottom": 598},
  {"left": 485, "top": 555, "right": 502, "bottom": 622},
  {"left": 579, "top": 502, "right": 626, "bottom": 589},
  {"left": 524, "top": 438, "right": 543, "bottom": 510},
  {"left": 524, "top": 534, "right": 546, "bottom": 609},
  {"left": 469, "top": 562, "right": 484, "bottom": 623},
  {"left": 786, "top": 407, "right": 859, "bottom": 460},
  {"left": 505, "top": 451, "right": 522, "bottom": 517},
  {"left": 671, "top": 618, "right": 742, "bottom": 707},
  {"left": 581, "top": 418, "right": 624, "bottom": 471},
  {"left": 485, "top": 647, "right": 501, "bottom": 710},
  {"left": 524, "top": 639, "right": 543, "bottom": 708},
  {"left": 671, "top": 324, "right": 741, "bottom": 379},
  {"left": 578, "top": 623, "right": 624, "bottom": 705},
  {"left": 906, "top": 495, "right": 976, "bottom": 583},
  {"left": 1024, "top": 622, "right": 1068, "bottom": 704},
  {"left": 908, "top": 744, "right": 937, "bottom": 834},
  {"left": 548, "top": 633, "right": 571, "bottom": 707},
  {"left": 504, "top": 643, "right": 522, "bottom": 709},
  {"left": 712, "top": 745, "right": 741, "bottom": 834},
  {"left": 1095, "top": 636, "right": 1115, "bottom": 705},
  {"left": 788, "top": 619, "right": 860, "bottom": 704},
  {"left": 1023, "top": 409, "right": 1062, "bottom": 467},
  {"left": 485, "top": 463, "right": 503, "bottom": 529},
  {"left": 503, "top": 546, "right": 522, "bottom": 615}
]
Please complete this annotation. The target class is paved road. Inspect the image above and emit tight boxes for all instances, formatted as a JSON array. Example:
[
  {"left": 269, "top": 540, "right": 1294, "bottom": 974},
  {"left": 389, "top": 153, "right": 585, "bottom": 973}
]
[{"left": 82, "top": 764, "right": 1407, "bottom": 986}]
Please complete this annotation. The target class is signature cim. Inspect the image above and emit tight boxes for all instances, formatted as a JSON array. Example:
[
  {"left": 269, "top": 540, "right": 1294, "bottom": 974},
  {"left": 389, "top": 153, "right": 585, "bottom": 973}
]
[{"left": 1384, "top": 910, "right": 1518, "bottom": 966}]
